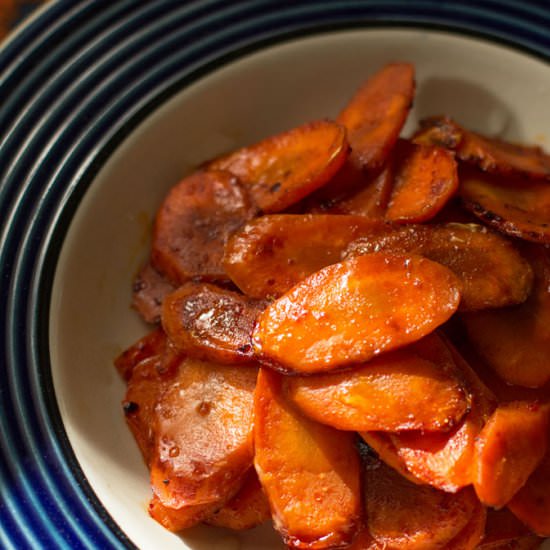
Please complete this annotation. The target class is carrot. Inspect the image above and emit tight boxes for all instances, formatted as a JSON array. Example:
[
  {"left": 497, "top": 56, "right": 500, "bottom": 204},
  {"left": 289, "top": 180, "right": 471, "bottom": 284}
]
[
  {"left": 150, "top": 359, "right": 257, "bottom": 515},
  {"left": 459, "top": 166, "right": 550, "bottom": 244},
  {"left": 151, "top": 169, "right": 256, "bottom": 285},
  {"left": 132, "top": 262, "right": 176, "bottom": 324},
  {"left": 474, "top": 401, "right": 550, "bottom": 508},
  {"left": 208, "top": 120, "right": 349, "bottom": 213},
  {"left": 338, "top": 63, "right": 415, "bottom": 173},
  {"left": 443, "top": 500, "right": 486, "bottom": 550},
  {"left": 253, "top": 253, "right": 461, "bottom": 374},
  {"left": 161, "top": 282, "right": 266, "bottom": 364},
  {"left": 345, "top": 222, "right": 534, "bottom": 311},
  {"left": 386, "top": 140, "right": 459, "bottom": 223},
  {"left": 462, "top": 243, "right": 550, "bottom": 388},
  {"left": 478, "top": 507, "right": 541, "bottom": 549},
  {"left": 284, "top": 333, "right": 469, "bottom": 432},
  {"left": 148, "top": 494, "right": 219, "bottom": 532},
  {"left": 254, "top": 368, "right": 361, "bottom": 549},
  {"left": 223, "top": 214, "right": 387, "bottom": 299}
]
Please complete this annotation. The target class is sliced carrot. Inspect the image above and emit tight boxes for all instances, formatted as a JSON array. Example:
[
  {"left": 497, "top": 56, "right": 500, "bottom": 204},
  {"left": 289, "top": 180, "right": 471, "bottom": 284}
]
[
  {"left": 365, "top": 453, "right": 480, "bottom": 549},
  {"left": 254, "top": 368, "right": 361, "bottom": 549},
  {"left": 205, "top": 468, "right": 271, "bottom": 530},
  {"left": 132, "top": 262, "right": 176, "bottom": 324},
  {"left": 208, "top": 120, "right": 349, "bottom": 213},
  {"left": 348, "top": 526, "right": 380, "bottom": 550},
  {"left": 462, "top": 243, "right": 550, "bottom": 388},
  {"left": 508, "top": 452, "right": 550, "bottom": 537},
  {"left": 253, "top": 253, "right": 461, "bottom": 374},
  {"left": 337, "top": 63, "right": 415, "bottom": 173},
  {"left": 150, "top": 359, "right": 257, "bottom": 513},
  {"left": 415, "top": 116, "right": 550, "bottom": 179},
  {"left": 474, "top": 401, "right": 550, "bottom": 508},
  {"left": 284, "top": 332, "right": 469, "bottom": 432},
  {"left": 152, "top": 169, "right": 256, "bottom": 285},
  {"left": 443, "top": 500, "right": 486, "bottom": 550},
  {"left": 386, "top": 140, "right": 459, "bottom": 223},
  {"left": 459, "top": 166, "right": 550, "bottom": 243},
  {"left": 223, "top": 214, "right": 387, "bottom": 299},
  {"left": 149, "top": 494, "right": 219, "bottom": 532},
  {"left": 478, "top": 507, "right": 541, "bottom": 549},
  {"left": 161, "top": 282, "right": 266, "bottom": 364},
  {"left": 345, "top": 222, "right": 533, "bottom": 311}
]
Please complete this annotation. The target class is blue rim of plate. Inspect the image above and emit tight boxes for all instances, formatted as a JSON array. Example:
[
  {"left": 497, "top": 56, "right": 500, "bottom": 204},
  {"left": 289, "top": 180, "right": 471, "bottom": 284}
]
[{"left": 1, "top": 1, "right": 550, "bottom": 548}]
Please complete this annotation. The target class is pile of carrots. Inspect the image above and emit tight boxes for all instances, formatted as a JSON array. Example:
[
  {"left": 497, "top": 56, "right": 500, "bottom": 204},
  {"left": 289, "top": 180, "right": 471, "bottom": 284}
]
[{"left": 115, "top": 62, "right": 550, "bottom": 549}]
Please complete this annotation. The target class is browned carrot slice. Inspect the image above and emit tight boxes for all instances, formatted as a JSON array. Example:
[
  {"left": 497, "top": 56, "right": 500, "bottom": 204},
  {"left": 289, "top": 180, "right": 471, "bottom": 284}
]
[
  {"left": 348, "top": 527, "right": 380, "bottom": 550},
  {"left": 149, "top": 494, "right": 219, "bottom": 532},
  {"left": 478, "top": 507, "right": 541, "bottom": 549},
  {"left": 459, "top": 167, "right": 550, "bottom": 243},
  {"left": 284, "top": 333, "right": 469, "bottom": 432},
  {"left": 254, "top": 368, "right": 361, "bottom": 549},
  {"left": 462, "top": 243, "right": 550, "bottom": 388},
  {"left": 205, "top": 468, "right": 271, "bottom": 530},
  {"left": 161, "top": 282, "right": 266, "bottom": 364},
  {"left": 415, "top": 116, "right": 550, "bottom": 179},
  {"left": 365, "top": 453, "right": 480, "bottom": 549},
  {"left": 253, "top": 253, "right": 461, "bottom": 374},
  {"left": 151, "top": 169, "right": 256, "bottom": 285},
  {"left": 223, "top": 214, "right": 387, "bottom": 299},
  {"left": 337, "top": 63, "right": 415, "bottom": 173},
  {"left": 150, "top": 359, "right": 257, "bottom": 513},
  {"left": 386, "top": 140, "right": 458, "bottom": 223},
  {"left": 443, "top": 501, "right": 486, "bottom": 550},
  {"left": 345, "top": 222, "right": 533, "bottom": 311},
  {"left": 132, "top": 262, "right": 176, "bottom": 324},
  {"left": 208, "top": 120, "right": 349, "bottom": 213},
  {"left": 474, "top": 401, "right": 550, "bottom": 508},
  {"left": 508, "top": 453, "right": 550, "bottom": 537}
]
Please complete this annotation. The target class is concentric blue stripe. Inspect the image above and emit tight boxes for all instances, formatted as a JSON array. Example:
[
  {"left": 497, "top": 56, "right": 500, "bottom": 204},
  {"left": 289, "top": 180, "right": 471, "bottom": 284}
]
[{"left": 1, "top": 1, "right": 550, "bottom": 548}]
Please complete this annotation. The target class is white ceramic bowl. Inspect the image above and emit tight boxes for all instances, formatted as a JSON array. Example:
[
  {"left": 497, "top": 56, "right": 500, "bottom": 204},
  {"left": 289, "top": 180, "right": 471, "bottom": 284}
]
[{"left": 49, "top": 28, "right": 550, "bottom": 550}]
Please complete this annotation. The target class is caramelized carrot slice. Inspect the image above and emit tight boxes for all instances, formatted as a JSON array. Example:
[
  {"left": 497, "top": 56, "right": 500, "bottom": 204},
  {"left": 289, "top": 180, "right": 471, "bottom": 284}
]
[
  {"left": 205, "top": 468, "right": 270, "bottom": 530},
  {"left": 386, "top": 140, "right": 458, "bottom": 223},
  {"left": 284, "top": 333, "right": 469, "bottom": 432},
  {"left": 365, "top": 453, "right": 480, "bottom": 549},
  {"left": 132, "top": 262, "right": 176, "bottom": 324},
  {"left": 459, "top": 167, "right": 550, "bottom": 243},
  {"left": 474, "top": 401, "right": 550, "bottom": 508},
  {"left": 152, "top": 169, "right": 256, "bottom": 285},
  {"left": 208, "top": 120, "right": 349, "bottom": 213},
  {"left": 161, "top": 282, "right": 266, "bottom": 364},
  {"left": 508, "top": 453, "right": 550, "bottom": 537},
  {"left": 344, "top": 222, "right": 534, "bottom": 311},
  {"left": 479, "top": 507, "right": 541, "bottom": 549},
  {"left": 149, "top": 494, "right": 219, "bottom": 532},
  {"left": 337, "top": 63, "right": 415, "bottom": 173},
  {"left": 443, "top": 500, "right": 486, "bottom": 550},
  {"left": 150, "top": 359, "right": 257, "bottom": 513},
  {"left": 415, "top": 116, "right": 550, "bottom": 179},
  {"left": 253, "top": 253, "right": 461, "bottom": 374},
  {"left": 462, "top": 243, "right": 550, "bottom": 388},
  {"left": 223, "top": 214, "right": 387, "bottom": 299},
  {"left": 254, "top": 368, "right": 361, "bottom": 549}
]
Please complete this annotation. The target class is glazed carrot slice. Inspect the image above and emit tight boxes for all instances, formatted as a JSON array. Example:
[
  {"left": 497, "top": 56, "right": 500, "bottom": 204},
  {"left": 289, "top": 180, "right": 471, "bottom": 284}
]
[
  {"left": 337, "top": 62, "right": 415, "bottom": 173},
  {"left": 208, "top": 120, "right": 349, "bottom": 213},
  {"left": 474, "top": 401, "right": 550, "bottom": 508},
  {"left": 253, "top": 253, "right": 461, "bottom": 374},
  {"left": 150, "top": 359, "right": 257, "bottom": 513},
  {"left": 508, "top": 453, "right": 550, "bottom": 537},
  {"left": 161, "top": 282, "right": 266, "bottom": 364},
  {"left": 344, "top": 222, "right": 534, "bottom": 311},
  {"left": 223, "top": 214, "right": 387, "bottom": 299},
  {"left": 415, "top": 116, "right": 550, "bottom": 179},
  {"left": 386, "top": 140, "right": 459, "bottom": 223},
  {"left": 284, "top": 333, "right": 469, "bottom": 432},
  {"left": 149, "top": 494, "right": 220, "bottom": 532},
  {"left": 443, "top": 500, "right": 486, "bottom": 550},
  {"left": 254, "top": 368, "right": 361, "bottom": 549},
  {"left": 462, "top": 243, "right": 550, "bottom": 388},
  {"left": 132, "top": 262, "right": 176, "bottom": 324},
  {"left": 205, "top": 468, "right": 271, "bottom": 530},
  {"left": 478, "top": 507, "right": 541, "bottom": 549},
  {"left": 459, "top": 166, "right": 550, "bottom": 243},
  {"left": 365, "top": 453, "right": 480, "bottom": 550},
  {"left": 152, "top": 169, "right": 256, "bottom": 285}
]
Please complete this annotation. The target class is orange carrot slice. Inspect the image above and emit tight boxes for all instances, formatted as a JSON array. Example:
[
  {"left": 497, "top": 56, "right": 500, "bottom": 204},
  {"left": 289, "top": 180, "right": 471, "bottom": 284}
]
[
  {"left": 148, "top": 494, "right": 219, "bottom": 532},
  {"left": 478, "top": 507, "right": 541, "bottom": 549},
  {"left": 386, "top": 140, "right": 458, "bottom": 223},
  {"left": 152, "top": 169, "right": 256, "bottom": 285},
  {"left": 338, "top": 63, "right": 415, "bottom": 173},
  {"left": 443, "top": 500, "right": 486, "bottom": 550},
  {"left": 132, "top": 262, "right": 176, "bottom": 324},
  {"left": 254, "top": 368, "right": 361, "bottom": 549},
  {"left": 474, "top": 401, "right": 550, "bottom": 508},
  {"left": 208, "top": 120, "right": 349, "bottom": 213},
  {"left": 223, "top": 214, "right": 387, "bottom": 299},
  {"left": 253, "top": 253, "right": 461, "bottom": 374}
]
